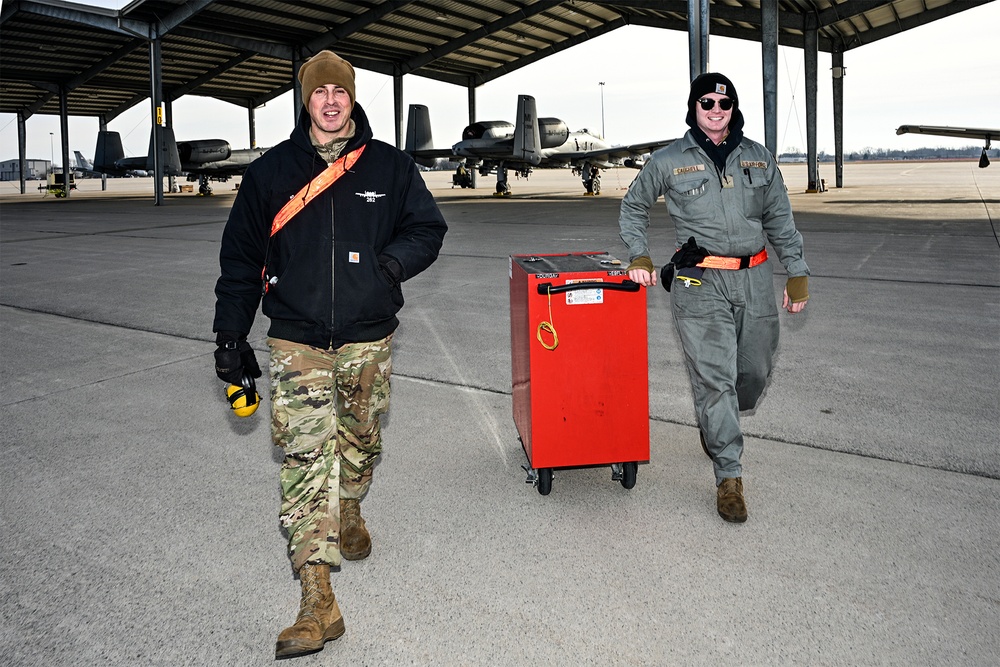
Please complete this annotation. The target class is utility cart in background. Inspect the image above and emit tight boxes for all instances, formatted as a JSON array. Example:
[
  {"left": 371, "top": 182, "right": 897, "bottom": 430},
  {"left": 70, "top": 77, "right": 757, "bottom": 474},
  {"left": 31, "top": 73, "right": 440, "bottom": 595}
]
[{"left": 509, "top": 251, "right": 650, "bottom": 495}]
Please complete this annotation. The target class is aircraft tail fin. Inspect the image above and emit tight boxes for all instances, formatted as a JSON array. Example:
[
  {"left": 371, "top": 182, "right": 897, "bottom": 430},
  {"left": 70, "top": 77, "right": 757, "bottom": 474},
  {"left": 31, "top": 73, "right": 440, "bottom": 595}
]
[
  {"left": 405, "top": 104, "right": 440, "bottom": 168},
  {"left": 147, "top": 126, "right": 183, "bottom": 176},
  {"left": 513, "top": 95, "right": 542, "bottom": 166},
  {"left": 73, "top": 150, "right": 91, "bottom": 170},
  {"left": 93, "top": 131, "right": 125, "bottom": 172}
]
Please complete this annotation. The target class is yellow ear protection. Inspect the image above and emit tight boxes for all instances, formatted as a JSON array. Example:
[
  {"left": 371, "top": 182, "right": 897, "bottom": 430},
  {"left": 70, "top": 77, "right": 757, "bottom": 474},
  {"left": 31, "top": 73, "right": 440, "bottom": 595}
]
[{"left": 226, "top": 372, "right": 259, "bottom": 418}]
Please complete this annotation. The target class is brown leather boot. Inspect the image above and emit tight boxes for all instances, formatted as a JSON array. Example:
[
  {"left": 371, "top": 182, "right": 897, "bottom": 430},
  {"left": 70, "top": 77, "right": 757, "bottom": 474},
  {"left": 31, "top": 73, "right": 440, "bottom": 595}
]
[
  {"left": 340, "top": 498, "right": 371, "bottom": 561},
  {"left": 717, "top": 477, "right": 748, "bottom": 523},
  {"left": 275, "top": 563, "right": 345, "bottom": 659}
]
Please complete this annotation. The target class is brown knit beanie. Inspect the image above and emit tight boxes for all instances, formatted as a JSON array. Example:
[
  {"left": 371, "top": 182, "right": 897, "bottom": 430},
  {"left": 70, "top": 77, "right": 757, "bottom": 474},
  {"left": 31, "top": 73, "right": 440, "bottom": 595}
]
[{"left": 298, "top": 51, "right": 356, "bottom": 107}]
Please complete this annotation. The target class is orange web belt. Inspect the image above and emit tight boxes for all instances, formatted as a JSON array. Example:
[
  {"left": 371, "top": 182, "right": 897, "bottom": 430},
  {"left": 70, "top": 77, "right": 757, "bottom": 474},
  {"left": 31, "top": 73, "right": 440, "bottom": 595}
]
[
  {"left": 260, "top": 144, "right": 366, "bottom": 293},
  {"left": 269, "top": 144, "right": 366, "bottom": 237},
  {"left": 697, "top": 247, "right": 768, "bottom": 270}
]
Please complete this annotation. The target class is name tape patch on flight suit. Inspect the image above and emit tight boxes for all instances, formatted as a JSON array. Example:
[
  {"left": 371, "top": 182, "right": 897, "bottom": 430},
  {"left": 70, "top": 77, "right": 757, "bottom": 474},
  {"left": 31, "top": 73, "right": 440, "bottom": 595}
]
[
  {"left": 740, "top": 160, "right": 768, "bottom": 169},
  {"left": 673, "top": 164, "right": 706, "bottom": 175}
]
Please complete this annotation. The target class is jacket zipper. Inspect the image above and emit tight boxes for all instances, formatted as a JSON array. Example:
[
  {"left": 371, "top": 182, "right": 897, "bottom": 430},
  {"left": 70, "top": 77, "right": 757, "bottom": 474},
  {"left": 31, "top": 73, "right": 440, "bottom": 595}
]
[{"left": 330, "top": 194, "right": 336, "bottom": 349}]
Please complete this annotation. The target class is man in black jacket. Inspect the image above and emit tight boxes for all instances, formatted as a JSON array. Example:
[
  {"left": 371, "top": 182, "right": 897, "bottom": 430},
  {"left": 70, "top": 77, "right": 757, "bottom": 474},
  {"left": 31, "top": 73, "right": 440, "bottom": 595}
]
[{"left": 213, "top": 50, "right": 447, "bottom": 659}]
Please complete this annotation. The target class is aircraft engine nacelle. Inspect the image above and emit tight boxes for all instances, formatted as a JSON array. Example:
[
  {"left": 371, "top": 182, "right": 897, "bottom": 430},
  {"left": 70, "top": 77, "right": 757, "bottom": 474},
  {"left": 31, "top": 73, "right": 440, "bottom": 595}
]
[
  {"left": 178, "top": 140, "right": 231, "bottom": 165},
  {"left": 538, "top": 118, "right": 569, "bottom": 149},
  {"left": 462, "top": 121, "right": 514, "bottom": 141}
]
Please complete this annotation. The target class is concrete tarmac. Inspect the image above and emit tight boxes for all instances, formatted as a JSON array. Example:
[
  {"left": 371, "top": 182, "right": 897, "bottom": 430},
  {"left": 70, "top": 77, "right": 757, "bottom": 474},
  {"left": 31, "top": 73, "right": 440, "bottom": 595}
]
[{"left": 1, "top": 161, "right": 998, "bottom": 666}]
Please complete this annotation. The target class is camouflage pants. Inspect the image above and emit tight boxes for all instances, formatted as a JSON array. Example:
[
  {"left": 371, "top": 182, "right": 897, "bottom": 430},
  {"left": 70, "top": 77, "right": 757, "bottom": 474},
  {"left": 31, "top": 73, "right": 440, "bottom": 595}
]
[{"left": 267, "top": 335, "right": 392, "bottom": 572}]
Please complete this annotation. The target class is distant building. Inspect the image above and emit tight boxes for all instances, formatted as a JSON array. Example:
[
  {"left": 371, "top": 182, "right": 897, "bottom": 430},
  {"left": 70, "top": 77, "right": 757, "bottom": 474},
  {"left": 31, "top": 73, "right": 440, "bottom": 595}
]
[{"left": 0, "top": 159, "right": 49, "bottom": 181}]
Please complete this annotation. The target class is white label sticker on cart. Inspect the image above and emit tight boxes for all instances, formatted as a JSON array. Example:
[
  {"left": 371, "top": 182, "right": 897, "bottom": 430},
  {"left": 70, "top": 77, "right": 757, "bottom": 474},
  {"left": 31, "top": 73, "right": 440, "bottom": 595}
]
[{"left": 565, "top": 278, "right": 604, "bottom": 305}]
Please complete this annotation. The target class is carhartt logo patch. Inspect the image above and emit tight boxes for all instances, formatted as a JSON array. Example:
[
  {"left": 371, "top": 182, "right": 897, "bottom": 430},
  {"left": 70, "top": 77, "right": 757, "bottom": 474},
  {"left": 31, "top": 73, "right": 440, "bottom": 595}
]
[
  {"left": 673, "top": 164, "right": 706, "bottom": 175},
  {"left": 715, "top": 83, "right": 727, "bottom": 95},
  {"left": 355, "top": 191, "right": 386, "bottom": 203},
  {"left": 740, "top": 160, "right": 768, "bottom": 169},
  {"left": 348, "top": 251, "right": 360, "bottom": 263}
]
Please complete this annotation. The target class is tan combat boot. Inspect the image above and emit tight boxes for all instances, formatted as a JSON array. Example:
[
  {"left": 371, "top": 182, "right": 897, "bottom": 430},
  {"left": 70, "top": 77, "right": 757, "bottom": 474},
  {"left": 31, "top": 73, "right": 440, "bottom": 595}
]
[
  {"left": 717, "top": 477, "right": 748, "bottom": 523},
  {"left": 340, "top": 498, "right": 371, "bottom": 561},
  {"left": 274, "top": 563, "right": 345, "bottom": 659}
]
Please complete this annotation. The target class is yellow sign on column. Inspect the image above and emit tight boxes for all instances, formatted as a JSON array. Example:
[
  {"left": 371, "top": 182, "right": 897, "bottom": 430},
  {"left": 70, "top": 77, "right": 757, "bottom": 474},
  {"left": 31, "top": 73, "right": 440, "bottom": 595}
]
[{"left": 156, "top": 106, "right": 163, "bottom": 126}]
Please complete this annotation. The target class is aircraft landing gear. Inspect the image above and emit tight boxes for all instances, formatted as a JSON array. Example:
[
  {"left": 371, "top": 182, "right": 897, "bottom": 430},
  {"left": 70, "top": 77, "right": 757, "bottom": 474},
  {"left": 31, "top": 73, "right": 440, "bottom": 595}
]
[
  {"left": 494, "top": 165, "right": 511, "bottom": 197},
  {"left": 582, "top": 163, "right": 601, "bottom": 196},
  {"left": 198, "top": 175, "right": 213, "bottom": 196}
]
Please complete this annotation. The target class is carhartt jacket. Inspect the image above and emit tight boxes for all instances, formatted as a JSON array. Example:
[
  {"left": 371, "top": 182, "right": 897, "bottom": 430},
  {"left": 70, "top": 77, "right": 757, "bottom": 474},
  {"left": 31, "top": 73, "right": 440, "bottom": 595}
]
[
  {"left": 213, "top": 102, "right": 447, "bottom": 348},
  {"left": 620, "top": 130, "right": 809, "bottom": 278}
]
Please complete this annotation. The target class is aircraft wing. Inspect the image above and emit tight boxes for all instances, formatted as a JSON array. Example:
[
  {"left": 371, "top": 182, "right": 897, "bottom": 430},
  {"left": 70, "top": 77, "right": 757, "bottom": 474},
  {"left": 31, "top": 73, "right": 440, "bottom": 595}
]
[
  {"left": 545, "top": 138, "right": 679, "bottom": 166},
  {"left": 895, "top": 125, "right": 998, "bottom": 141},
  {"left": 408, "top": 148, "right": 459, "bottom": 161}
]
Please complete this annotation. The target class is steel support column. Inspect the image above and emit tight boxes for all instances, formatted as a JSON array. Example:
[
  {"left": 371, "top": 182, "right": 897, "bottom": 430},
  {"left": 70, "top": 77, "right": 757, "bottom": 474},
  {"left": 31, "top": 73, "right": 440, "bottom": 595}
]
[
  {"left": 149, "top": 35, "right": 165, "bottom": 205},
  {"left": 17, "top": 112, "right": 27, "bottom": 195},
  {"left": 832, "top": 51, "right": 845, "bottom": 188},
  {"left": 249, "top": 106, "right": 256, "bottom": 149},
  {"left": 761, "top": 0, "right": 779, "bottom": 157},
  {"left": 99, "top": 116, "right": 108, "bottom": 191},
  {"left": 804, "top": 22, "right": 819, "bottom": 192},
  {"left": 468, "top": 86, "right": 477, "bottom": 189},
  {"left": 394, "top": 74, "right": 403, "bottom": 149},
  {"left": 292, "top": 51, "right": 303, "bottom": 123},
  {"left": 687, "top": 0, "right": 709, "bottom": 80},
  {"left": 166, "top": 98, "right": 176, "bottom": 193},
  {"left": 59, "top": 86, "right": 70, "bottom": 198}
]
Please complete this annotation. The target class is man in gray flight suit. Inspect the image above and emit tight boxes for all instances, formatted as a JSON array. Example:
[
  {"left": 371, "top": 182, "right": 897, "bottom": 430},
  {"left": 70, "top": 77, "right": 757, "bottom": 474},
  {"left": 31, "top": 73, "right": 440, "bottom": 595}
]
[{"left": 619, "top": 72, "right": 810, "bottom": 523}]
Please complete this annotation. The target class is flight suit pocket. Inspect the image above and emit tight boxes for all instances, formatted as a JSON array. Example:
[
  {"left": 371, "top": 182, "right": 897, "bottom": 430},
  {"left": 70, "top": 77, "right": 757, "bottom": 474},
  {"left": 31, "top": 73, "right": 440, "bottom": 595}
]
[
  {"left": 741, "top": 169, "right": 768, "bottom": 220},
  {"left": 678, "top": 177, "right": 709, "bottom": 197}
]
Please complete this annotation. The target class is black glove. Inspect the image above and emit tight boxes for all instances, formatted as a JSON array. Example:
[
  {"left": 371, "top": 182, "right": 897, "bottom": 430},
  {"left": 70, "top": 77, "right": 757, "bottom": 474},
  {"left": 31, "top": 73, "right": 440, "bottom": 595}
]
[
  {"left": 214, "top": 331, "right": 262, "bottom": 385},
  {"left": 661, "top": 237, "right": 710, "bottom": 292},
  {"left": 378, "top": 254, "right": 404, "bottom": 288},
  {"left": 670, "top": 237, "right": 710, "bottom": 269}
]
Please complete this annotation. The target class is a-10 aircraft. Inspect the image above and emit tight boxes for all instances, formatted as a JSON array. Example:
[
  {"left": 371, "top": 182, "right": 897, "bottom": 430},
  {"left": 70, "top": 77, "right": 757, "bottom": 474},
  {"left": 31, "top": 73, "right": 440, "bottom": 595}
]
[
  {"left": 896, "top": 125, "right": 997, "bottom": 168},
  {"left": 92, "top": 128, "right": 268, "bottom": 194},
  {"left": 405, "top": 94, "right": 677, "bottom": 196}
]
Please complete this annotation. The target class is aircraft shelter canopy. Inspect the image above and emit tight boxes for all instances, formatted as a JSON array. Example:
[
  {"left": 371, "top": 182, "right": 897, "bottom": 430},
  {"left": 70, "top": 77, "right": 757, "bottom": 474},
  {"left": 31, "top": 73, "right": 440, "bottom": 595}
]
[{"left": 1, "top": 0, "right": 991, "bottom": 123}]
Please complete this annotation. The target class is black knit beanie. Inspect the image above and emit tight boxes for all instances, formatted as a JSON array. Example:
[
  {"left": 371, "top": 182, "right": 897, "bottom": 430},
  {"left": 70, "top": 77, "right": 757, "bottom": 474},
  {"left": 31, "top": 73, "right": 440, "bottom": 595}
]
[{"left": 685, "top": 72, "right": 739, "bottom": 127}]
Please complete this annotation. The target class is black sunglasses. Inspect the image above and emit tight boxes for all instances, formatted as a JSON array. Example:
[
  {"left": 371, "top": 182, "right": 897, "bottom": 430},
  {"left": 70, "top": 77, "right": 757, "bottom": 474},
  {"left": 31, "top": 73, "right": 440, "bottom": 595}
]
[{"left": 697, "top": 97, "right": 734, "bottom": 111}]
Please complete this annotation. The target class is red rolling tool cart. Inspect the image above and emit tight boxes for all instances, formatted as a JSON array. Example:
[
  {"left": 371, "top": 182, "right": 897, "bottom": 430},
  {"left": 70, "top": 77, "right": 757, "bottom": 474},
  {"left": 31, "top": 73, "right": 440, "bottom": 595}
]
[{"left": 509, "top": 251, "right": 650, "bottom": 495}]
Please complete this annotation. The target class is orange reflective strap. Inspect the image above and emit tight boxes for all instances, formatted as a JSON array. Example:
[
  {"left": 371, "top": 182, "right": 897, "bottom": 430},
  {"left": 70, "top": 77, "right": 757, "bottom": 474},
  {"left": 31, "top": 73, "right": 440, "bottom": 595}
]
[
  {"left": 269, "top": 144, "right": 366, "bottom": 238},
  {"left": 696, "top": 247, "right": 768, "bottom": 270},
  {"left": 697, "top": 255, "right": 742, "bottom": 270}
]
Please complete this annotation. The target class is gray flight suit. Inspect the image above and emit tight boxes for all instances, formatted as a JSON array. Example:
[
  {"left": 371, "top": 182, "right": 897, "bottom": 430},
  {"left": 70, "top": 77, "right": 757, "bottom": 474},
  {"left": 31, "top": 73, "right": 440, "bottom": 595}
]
[{"left": 620, "top": 130, "right": 809, "bottom": 484}]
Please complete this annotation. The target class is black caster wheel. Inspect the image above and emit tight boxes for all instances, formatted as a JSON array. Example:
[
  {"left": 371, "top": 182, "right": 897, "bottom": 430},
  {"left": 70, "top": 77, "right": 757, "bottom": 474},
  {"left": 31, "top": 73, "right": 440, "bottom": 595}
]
[
  {"left": 620, "top": 461, "right": 637, "bottom": 489},
  {"left": 537, "top": 468, "right": 553, "bottom": 495}
]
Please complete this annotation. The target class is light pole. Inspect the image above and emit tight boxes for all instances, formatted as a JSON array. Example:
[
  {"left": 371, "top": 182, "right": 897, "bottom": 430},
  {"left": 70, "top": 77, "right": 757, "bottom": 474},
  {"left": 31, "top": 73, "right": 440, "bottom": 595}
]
[
  {"left": 599, "top": 82, "right": 605, "bottom": 138},
  {"left": 49, "top": 132, "right": 54, "bottom": 176}
]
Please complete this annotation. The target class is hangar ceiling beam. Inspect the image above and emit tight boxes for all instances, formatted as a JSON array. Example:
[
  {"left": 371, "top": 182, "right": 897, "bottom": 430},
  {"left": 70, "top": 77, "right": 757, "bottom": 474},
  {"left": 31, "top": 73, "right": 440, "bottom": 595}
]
[
  {"left": 153, "top": 0, "right": 215, "bottom": 35},
  {"left": 165, "top": 51, "right": 259, "bottom": 104},
  {"left": 818, "top": 0, "right": 892, "bottom": 25},
  {"left": 303, "top": 1, "right": 413, "bottom": 56},
  {"left": 836, "top": 0, "right": 993, "bottom": 49},
  {"left": 10, "top": 0, "right": 147, "bottom": 37},
  {"left": 171, "top": 27, "right": 293, "bottom": 60},
  {"left": 400, "top": 0, "right": 561, "bottom": 75},
  {"left": 23, "top": 39, "right": 147, "bottom": 121},
  {"left": 471, "top": 16, "right": 627, "bottom": 87},
  {"left": 602, "top": 0, "right": 770, "bottom": 27}
]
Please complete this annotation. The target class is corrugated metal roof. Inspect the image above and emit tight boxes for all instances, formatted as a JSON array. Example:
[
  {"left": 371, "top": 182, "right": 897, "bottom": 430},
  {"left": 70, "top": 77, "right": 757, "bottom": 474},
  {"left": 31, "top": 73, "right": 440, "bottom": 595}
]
[{"left": 0, "top": 0, "right": 991, "bottom": 121}]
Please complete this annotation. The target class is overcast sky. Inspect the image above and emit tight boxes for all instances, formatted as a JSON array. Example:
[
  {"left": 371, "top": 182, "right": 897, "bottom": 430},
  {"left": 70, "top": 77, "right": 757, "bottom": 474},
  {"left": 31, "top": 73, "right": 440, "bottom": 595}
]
[{"left": 2, "top": 1, "right": 998, "bottom": 166}]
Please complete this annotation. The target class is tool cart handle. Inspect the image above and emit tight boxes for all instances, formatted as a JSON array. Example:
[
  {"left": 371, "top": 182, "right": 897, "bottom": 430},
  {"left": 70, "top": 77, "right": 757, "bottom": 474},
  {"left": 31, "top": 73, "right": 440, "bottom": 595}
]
[{"left": 536, "top": 280, "right": 640, "bottom": 295}]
